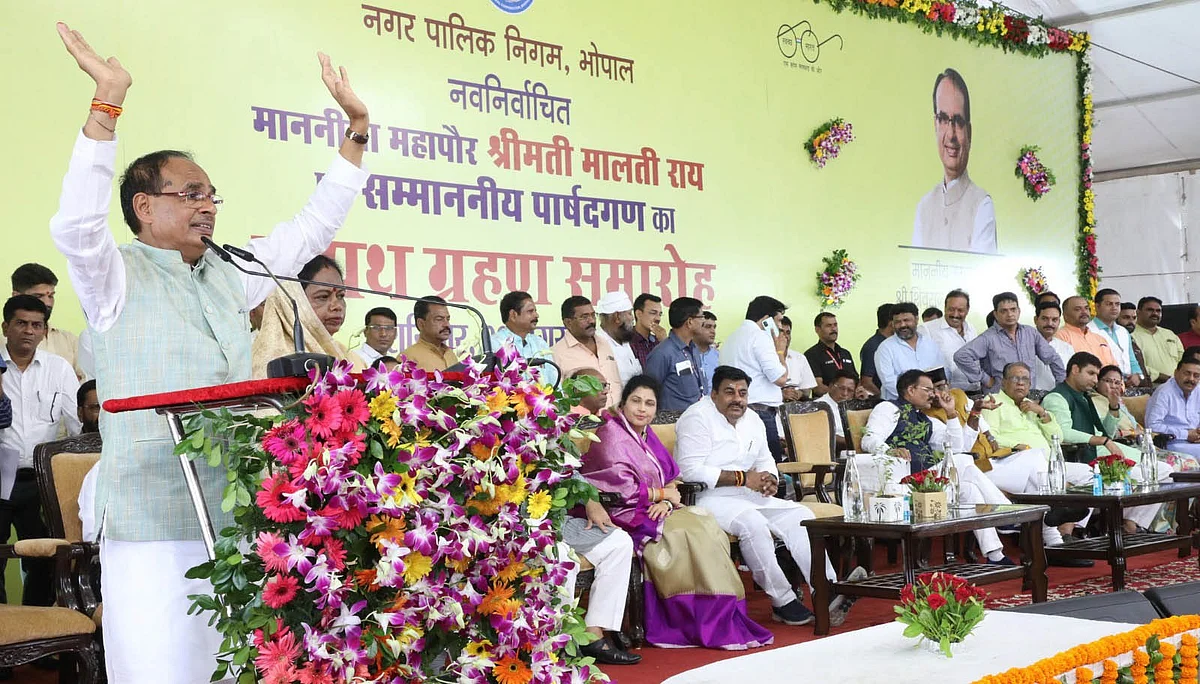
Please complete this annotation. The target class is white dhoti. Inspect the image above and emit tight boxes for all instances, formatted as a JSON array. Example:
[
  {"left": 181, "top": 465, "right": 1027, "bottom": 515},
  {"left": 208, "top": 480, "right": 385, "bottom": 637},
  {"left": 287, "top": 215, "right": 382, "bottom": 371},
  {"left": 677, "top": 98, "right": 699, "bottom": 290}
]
[
  {"left": 985, "top": 449, "right": 1095, "bottom": 544},
  {"left": 1124, "top": 458, "right": 1176, "bottom": 529},
  {"left": 697, "top": 492, "right": 835, "bottom": 608},
  {"left": 560, "top": 528, "right": 635, "bottom": 632},
  {"left": 1165, "top": 440, "right": 1200, "bottom": 459},
  {"left": 100, "top": 539, "right": 231, "bottom": 684}
]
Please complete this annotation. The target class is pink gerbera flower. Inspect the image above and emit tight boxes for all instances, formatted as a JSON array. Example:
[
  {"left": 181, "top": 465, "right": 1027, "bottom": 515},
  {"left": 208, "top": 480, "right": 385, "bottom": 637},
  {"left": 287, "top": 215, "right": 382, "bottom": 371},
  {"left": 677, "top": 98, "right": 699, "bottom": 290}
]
[
  {"left": 262, "top": 420, "right": 306, "bottom": 465},
  {"left": 256, "top": 473, "right": 307, "bottom": 523},
  {"left": 303, "top": 394, "right": 343, "bottom": 439},
  {"left": 254, "top": 625, "right": 300, "bottom": 672},
  {"left": 256, "top": 532, "right": 290, "bottom": 573},
  {"left": 335, "top": 389, "right": 370, "bottom": 429},
  {"left": 262, "top": 573, "right": 301, "bottom": 609},
  {"left": 321, "top": 537, "right": 347, "bottom": 571}
]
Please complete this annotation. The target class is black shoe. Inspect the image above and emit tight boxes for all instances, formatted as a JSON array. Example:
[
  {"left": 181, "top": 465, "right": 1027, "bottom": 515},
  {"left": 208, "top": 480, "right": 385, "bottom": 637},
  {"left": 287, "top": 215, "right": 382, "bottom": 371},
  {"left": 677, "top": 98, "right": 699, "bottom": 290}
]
[
  {"left": 1049, "top": 557, "right": 1095, "bottom": 568},
  {"left": 580, "top": 636, "right": 642, "bottom": 665},
  {"left": 986, "top": 555, "right": 1017, "bottom": 566},
  {"left": 772, "top": 599, "right": 815, "bottom": 626}
]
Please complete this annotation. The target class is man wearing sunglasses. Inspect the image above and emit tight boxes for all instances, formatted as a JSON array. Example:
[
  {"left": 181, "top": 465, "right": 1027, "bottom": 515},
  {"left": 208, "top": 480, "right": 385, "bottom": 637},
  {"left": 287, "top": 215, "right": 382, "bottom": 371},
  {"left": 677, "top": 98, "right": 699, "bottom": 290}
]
[
  {"left": 49, "top": 23, "right": 371, "bottom": 683},
  {"left": 911, "top": 68, "right": 997, "bottom": 254}
]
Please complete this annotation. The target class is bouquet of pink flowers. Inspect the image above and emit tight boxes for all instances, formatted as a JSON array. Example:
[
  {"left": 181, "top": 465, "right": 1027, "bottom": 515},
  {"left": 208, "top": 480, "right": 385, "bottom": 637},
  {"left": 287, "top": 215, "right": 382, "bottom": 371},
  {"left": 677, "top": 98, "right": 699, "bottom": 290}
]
[
  {"left": 805, "top": 118, "right": 854, "bottom": 168},
  {"left": 1018, "top": 266, "right": 1048, "bottom": 304},
  {"left": 816, "top": 248, "right": 861, "bottom": 308},
  {"left": 176, "top": 348, "right": 607, "bottom": 684},
  {"left": 1016, "top": 145, "right": 1056, "bottom": 200}
]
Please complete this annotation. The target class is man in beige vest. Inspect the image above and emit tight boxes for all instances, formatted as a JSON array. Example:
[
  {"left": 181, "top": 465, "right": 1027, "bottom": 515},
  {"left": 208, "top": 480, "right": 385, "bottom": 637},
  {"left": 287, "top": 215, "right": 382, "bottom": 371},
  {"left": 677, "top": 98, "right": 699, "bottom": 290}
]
[{"left": 912, "top": 68, "right": 997, "bottom": 254}]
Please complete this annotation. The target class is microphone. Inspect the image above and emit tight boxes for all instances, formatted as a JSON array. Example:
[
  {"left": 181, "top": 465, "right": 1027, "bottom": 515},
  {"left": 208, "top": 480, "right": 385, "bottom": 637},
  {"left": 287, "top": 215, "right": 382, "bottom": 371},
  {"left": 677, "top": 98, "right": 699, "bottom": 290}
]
[
  {"left": 218, "top": 243, "right": 497, "bottom": 374},
  {"left": 202, "top": 237, "right": 334, "bottom": 378}
]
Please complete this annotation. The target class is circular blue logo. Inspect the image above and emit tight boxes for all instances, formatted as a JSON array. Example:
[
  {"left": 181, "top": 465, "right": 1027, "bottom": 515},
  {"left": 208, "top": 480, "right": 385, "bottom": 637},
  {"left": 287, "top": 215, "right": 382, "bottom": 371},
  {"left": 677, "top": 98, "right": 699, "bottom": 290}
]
[{"left": 492, "top": 0, "right": 534, "bottom": 14}]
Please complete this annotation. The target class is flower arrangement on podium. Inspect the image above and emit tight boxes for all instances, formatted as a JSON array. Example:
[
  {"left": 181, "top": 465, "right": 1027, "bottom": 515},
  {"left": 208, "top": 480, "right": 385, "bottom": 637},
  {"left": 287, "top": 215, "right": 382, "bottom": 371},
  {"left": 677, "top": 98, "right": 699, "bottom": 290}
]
[
  {"left": 1016, "top": 145, "right": 1056, "bottom": 200},
  {"left": 1018, "top": 266, "right": 1049, "bottom": 305},
  {"left": 1091, "top": 452, "right": 1136, "bottom": 493},
  {"left": 895, "top": 572, "right": 986, "bottom": 657},
  {"left": 816, "top": 248, "right": 861, "bottom": 308},
  {"left": 175, "top": 349, "right": 607, "bottom": 684},
  {"left": 804, "top": 118, "right": 854, "bottom": 168},
  {"left": 901, "top": 470, "right": 950, "bottom": 521}
]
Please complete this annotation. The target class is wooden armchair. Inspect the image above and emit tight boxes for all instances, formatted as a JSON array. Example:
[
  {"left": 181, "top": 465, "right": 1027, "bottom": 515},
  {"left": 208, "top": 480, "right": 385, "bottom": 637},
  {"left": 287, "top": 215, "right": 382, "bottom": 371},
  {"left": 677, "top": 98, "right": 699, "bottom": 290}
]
[{"left": 778, "top": 401, "right": 842, "bottom": 517}]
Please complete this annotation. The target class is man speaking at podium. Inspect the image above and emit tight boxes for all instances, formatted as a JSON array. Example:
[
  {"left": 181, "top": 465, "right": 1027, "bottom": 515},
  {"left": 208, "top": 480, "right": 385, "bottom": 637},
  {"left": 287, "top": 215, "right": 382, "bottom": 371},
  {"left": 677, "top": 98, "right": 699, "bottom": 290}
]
[{"left": 48, "top": 23, "right": 370, "bottom": 682}]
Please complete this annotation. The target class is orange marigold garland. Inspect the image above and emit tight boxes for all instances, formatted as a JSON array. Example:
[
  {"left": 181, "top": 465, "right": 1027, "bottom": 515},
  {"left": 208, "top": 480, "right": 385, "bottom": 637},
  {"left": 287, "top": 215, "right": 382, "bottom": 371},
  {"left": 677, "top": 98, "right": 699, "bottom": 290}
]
[
  {"left": 1100, "top": 659, "right": 1118, "bottom": 684},
  {"left": 1074, "top": 666, "right": 1093, "bottom": 682},
  {"left": 1181, "top": 633, "right": 1199, "bottom": 683}
]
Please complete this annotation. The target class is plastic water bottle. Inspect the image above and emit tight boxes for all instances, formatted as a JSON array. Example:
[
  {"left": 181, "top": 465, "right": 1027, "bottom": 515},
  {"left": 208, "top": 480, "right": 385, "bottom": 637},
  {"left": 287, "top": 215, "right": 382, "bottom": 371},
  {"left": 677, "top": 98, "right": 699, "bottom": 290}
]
[
  {"left": 841, "top": 451, "right": 865, "bottom": 522},
  {"left": 1141, "top": 430, "right": 1159, "bottom": 485},
  {"left": 939, "top": 438, "right": 958, "bottom": 507},
  {"left": 1092, "top": 462, "right": 1103, "bottom": 495},
  {"left": 1048, "top": 434, "right": 1067, "bottom": 493}
]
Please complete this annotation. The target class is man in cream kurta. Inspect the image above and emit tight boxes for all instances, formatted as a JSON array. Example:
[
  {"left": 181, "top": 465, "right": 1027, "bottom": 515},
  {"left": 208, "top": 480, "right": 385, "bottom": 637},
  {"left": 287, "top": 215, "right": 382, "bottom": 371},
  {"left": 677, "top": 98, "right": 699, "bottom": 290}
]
[
  {"left": 911, "top": 69, "right": 997, "bottom": 254},
  {"left": 676, "top": 366, "right": 863, "bottom": 627},
  {"left": 49, "top": 25, "right": 370, "bottom": 683}
]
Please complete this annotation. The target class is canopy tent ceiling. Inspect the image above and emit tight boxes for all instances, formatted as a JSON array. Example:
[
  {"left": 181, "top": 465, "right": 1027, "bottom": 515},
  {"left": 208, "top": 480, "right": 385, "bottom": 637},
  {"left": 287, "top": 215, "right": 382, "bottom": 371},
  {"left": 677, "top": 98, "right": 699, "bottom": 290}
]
[{"left": 998, "top": 0, "right": 1200, "bottom": 178}]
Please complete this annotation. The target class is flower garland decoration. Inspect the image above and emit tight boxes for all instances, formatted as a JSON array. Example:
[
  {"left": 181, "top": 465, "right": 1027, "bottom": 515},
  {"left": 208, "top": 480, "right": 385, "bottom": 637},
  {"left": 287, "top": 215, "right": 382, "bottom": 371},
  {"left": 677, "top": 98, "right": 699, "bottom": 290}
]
[
  {"left": 970, "top": 614, "right": 1200, "bottom": 683},
  {"left": 1018, "top": 266, "right": 1048, "bottom": 304},
  {"left": 1016, "top": 145, "right": 1056, "bottom": 199},
  {"left": 804, "top": 118, "right": 854, "bottom": 168},
  {"left": 894, "top": 572, "right": 987, "bottom": 657},
  {"left": 815, "top": 248, "right": 861, "bottom": 308},
  {"left": 175, "top": 349, "right": 608, "bottom": 684},
  {"left": 813, "top": 0, "right": 1098, "bottom": 324}
]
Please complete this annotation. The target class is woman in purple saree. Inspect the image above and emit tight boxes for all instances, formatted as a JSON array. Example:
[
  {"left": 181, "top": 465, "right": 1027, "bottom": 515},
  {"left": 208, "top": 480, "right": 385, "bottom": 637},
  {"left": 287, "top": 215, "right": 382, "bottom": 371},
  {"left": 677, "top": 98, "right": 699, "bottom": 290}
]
[{"left": 580, "top": 375, "right": 773, "bottom": 650}]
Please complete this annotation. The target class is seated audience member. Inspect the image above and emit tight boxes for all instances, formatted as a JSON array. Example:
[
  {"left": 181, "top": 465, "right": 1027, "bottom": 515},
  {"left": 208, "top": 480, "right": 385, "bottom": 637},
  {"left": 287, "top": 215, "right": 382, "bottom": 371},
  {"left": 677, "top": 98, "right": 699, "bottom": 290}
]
[
  {"left": 779, "top": 316, "right": 817, "bottom": 401},
  {"left": 803, "top": 312, "right": 857, "bottom": 397},
  {"left": 74, "top": 379, "right": 102, "bottom": 547},
  {"left": 1117, "top": 302, "right": 1149, "bottom": 377},
  {"left": 400, "top": 295, "right": 459, "bottom": 372},
  {"left": 1145, "top": 357, "right": 1200, "bottom": 463},
  {"left": 581, "top": 374, "right": 773, "bottom": 649},
  {"left": 593, "top": 291, "right": 641, "bottom": 388},
  {"left": 1118, "top": 302, "right": 1138, "bottom": 331},
  {"left": 954, "top": 292, "right": 1065, "bottom": 392},
  {"left": 922, "top": 307, "right": 943, "bottom": 323},
  {"left": 10, "top": 263, "right": 84, "bottom": 380},
  {"left": 1100, "top": 364, "right": 1196, "bottom": 475},
  {"left": 0, "top": 294, "right": 77, "bottom": 607},
  {"left": 645, "top": 297, "right": 706, "bottom": 411},
  {"left": 1090, "top": 289, "right": 1144, "bottom": 386},
  {"left": 1036, "top": 291, "right": 1061, "bottom": 309},
  {"left": 1043, "top": 352, "right": 1164, "bottom": 533},
  {"left": 551, "top": 296, "right": 621, "bottom": 407},
  {"left": 74, "top": 378, "right": 100, "bottom": 435},
  {"left": 720, "top": 296, "right": 791, "bottom": 461},
  {"left": 675, "top": 366, "right": 865, "bottom": 627},
  {"left": 873, "top": 302, "right": 945, "bottom": 400},
  {"left": 816, "top": 369, "right": 859, "bottom": 451},
  {"left": 356, "top": 306, "right": 397, "bottom": 368},
  {"left": 568, "top": 368, "right": 610, "bottom": 416},
  {"left": 1133, "top": 297, "right": 1183, "bottom": 384},
  {"left": 1033, "top": 301, "right": 1076, "bottom": 391},
  {"left": 252, "top": 255, "right": 365, "bottom": 376},
  {"left": 860, "top": 369, "right": 1013, "bottom": 564},
  {"left": 1180, "top": 305, "right": 1200, "bottom": 349},
  {"left": 630, "top": 293, "right": 664, "bottom": 366},
  {"left": 921, "top": 290, "right": 977, "bottom": 391},
  {"left": 493, "top": 290, "right": 558, "bottom": 386},
  {"left": 1056, "top": 296, "right": 1118, "bottom": 368},
  {"left": 858, "top": 303, "right": 893, "bottom": 397},
  {"left": 696, "top": 311, "right": 719, "bottom": 393}
]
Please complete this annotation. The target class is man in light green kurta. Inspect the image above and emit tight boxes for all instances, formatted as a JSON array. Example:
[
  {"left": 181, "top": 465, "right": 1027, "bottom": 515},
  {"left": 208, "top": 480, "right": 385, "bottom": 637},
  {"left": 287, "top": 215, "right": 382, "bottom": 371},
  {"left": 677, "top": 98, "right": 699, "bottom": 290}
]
[{"left": 1132, "top": 297, "right": 1184, "bottom": 384}]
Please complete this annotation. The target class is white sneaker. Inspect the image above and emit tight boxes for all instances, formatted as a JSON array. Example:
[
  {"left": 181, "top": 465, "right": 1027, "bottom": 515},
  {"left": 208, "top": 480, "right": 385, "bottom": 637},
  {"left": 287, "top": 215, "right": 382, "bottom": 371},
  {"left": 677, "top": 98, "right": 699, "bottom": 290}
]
[{"left": 828, "top": 566, "right": 868, "bottom": 627}]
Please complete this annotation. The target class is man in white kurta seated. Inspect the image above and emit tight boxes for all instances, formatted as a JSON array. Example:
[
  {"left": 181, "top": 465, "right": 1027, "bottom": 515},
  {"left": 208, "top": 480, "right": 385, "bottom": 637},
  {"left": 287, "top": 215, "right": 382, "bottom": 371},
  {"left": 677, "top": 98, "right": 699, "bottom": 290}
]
[
  {"left": 675, "top": 365, "right": 866, "bottom": 628},
  {"left": 860, "top": 369, "right": 1015, "bottom": 564}
]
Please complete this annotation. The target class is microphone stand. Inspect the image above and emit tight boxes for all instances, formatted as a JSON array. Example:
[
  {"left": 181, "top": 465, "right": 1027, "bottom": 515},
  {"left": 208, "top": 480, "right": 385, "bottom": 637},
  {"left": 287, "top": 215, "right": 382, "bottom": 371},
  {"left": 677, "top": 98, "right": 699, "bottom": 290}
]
[{"left": 202, "top": 238, "right": 335, "bottom": 378}]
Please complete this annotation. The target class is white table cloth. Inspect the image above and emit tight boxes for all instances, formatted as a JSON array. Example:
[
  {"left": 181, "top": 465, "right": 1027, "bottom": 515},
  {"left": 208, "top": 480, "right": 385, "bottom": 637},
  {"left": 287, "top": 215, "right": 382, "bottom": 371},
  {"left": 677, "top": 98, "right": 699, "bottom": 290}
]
[{"left": 663, "top": 612, "right": 1137, "bottom": 684}]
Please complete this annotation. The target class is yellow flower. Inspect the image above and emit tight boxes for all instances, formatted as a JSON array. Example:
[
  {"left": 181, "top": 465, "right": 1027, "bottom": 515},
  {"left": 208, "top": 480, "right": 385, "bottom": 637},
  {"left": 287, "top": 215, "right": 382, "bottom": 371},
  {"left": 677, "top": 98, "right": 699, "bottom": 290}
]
[
  {"left": 397, "top": 472, "right": 424, "bottom": 506},
  {"left": 404, "top": 551, "right": 433, "bottom": 583},
  {"left": 368, "top": 514, "right": 406, "bottom": 547},
  {"left": 465, "top": 640, "right": 493, "bottom": 659},
  {"left": 486, "top": 389, "right": 510, "bottom": 414},
  {"left": 369, "top": 391, "right": 398, "bottom": 421},
  {"left": 380, "top": 418, "right": 404, "bottom": 448},
  {"left": 527, "top": 491, "right": 552, "bottom": 520},
  {"left": 511, "top": 393, "right": 531, "bottom": 418}
]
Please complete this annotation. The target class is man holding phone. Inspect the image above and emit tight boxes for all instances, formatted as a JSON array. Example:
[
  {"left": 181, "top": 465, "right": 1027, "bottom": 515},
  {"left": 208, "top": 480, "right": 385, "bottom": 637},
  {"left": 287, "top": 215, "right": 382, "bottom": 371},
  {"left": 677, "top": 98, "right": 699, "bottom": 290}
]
[{"left": 719, "top": 296, "right": 791, "bottom": 460}]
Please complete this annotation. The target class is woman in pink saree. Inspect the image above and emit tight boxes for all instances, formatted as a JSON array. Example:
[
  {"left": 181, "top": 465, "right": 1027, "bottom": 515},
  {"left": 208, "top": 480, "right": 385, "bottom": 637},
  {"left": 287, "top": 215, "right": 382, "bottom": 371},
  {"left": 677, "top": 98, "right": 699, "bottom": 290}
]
[{"left": 580, "top": 375, "right": 773, "bottom": 650}]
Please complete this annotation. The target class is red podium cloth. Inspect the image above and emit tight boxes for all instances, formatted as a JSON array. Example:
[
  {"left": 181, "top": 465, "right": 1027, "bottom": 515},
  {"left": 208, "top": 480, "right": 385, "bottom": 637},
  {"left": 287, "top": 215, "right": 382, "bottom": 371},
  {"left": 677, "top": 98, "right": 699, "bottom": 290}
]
[{"left": 102, "top": 377, "right": 310, "bottom": 414}]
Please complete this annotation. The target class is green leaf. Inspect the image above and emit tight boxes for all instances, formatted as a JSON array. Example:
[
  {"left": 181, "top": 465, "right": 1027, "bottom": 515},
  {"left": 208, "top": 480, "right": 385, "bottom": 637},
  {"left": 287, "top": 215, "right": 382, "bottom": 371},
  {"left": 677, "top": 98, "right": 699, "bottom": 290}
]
[
  {"left": 232, "top": 645, "right": 251, "bottom": 667},
  {"left": 221, "top": 485, "right": 237, "bottom": 513},
  {"left": 225, "top": 553, "right": 243, "bottom": 566},
  {"left": 185, "top": 561, "right": 215, "bottom": 579},
  {"left": 902, "top": 623, "right": 925, "bottom": 638},
  {"left": 940, "top": 636, "right": 952, "bottom": 658},
  {"left": 190, "top": 430, "right": 205, "bottom": 449}
]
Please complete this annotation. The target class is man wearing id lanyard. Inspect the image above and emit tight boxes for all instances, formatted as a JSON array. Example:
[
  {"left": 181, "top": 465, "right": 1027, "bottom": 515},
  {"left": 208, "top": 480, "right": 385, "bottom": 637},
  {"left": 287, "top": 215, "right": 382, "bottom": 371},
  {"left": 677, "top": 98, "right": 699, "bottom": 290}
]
[
  {"left": 0, "top": 295, "right": 80, "bottom": 608},
  {"left": 645, "top": 297, "right": 706, "bottom": 411}
]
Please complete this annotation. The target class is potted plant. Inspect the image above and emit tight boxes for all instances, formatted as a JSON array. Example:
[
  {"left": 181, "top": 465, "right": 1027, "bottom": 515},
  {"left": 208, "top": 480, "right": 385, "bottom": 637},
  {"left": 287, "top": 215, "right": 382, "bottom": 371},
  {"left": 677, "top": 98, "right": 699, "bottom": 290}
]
[
  {"left": 895, "top": 572, "right": 987, "bottom": 657},
  {"left": 901, "top": 470, "right": 950, "bottom": 520},
  {"left": 1090, "top": 452, "right": 1136, "bottom": 494}
]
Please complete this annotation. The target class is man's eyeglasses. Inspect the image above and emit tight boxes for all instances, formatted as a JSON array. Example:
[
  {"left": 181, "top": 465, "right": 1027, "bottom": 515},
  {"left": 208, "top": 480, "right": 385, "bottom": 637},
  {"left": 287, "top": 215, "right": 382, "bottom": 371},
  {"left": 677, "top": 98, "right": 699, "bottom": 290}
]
[
  {"left": 366, "top": 324, "right": 398, "bottom": 333},
  {"left": 1007, "top": 376, "right": 1031, "bottom": 386},
  {"left": 915, "top": 385, "right": 936, "bottom": 394},
  {"left": 935, "top": 112, "right": 969, "bottom": 131},
  {"left": 149, "top": 190, "right": 224, "bottom": 208}
]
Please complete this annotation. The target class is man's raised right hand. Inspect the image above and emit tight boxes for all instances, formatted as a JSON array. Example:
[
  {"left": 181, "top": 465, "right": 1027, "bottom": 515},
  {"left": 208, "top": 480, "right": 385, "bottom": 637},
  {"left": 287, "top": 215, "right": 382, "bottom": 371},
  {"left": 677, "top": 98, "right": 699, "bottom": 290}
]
[{"left": 57, "top": 22, "right": 131, "bottom": 103}]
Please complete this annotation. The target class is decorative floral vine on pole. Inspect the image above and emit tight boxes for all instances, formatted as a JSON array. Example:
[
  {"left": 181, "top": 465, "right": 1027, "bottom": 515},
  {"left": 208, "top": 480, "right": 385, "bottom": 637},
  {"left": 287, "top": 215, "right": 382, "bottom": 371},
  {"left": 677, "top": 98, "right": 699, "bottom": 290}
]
[
  {"left": 1018, "top": 266, "right": 1048, "bottom": 304},
  {"left": 805, "top": 118, "right": 854, "bottom": 168},
  {"left": 1015, "top": 146, "right": 1055, "bottom": 200},
  {"left": 816, "top": 249, "right": 861, "bottom": 308}
]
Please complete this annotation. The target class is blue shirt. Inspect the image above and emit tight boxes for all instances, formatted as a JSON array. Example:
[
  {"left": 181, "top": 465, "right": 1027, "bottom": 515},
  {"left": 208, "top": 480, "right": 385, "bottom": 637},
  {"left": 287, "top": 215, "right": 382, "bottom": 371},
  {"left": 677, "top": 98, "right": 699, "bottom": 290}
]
[
  {"left": 493, "top": 326, "right": 558, "bottom": 386},
  {"left": 645, "top": 331, "right": 705, "bottom": 411},
  {"left": 874, "top": 332, "right": 947, "bottom": 400},
  {"left": 1145, "top": 377, "right": 1200, "bottom": 441},
  {"left": 698, "top": 346, "right": 720, "bottom": 395},
  {"left": 1092, "top": 319, "right": 1143, "bottom": 375}
]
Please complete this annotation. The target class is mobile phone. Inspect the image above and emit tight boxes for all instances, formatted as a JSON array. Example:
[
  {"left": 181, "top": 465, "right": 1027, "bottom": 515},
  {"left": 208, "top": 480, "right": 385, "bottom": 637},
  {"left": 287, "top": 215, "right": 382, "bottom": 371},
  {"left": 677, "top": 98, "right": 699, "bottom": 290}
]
[{"left": 761, "top": 318, "right": 779, "bottom": 337}]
